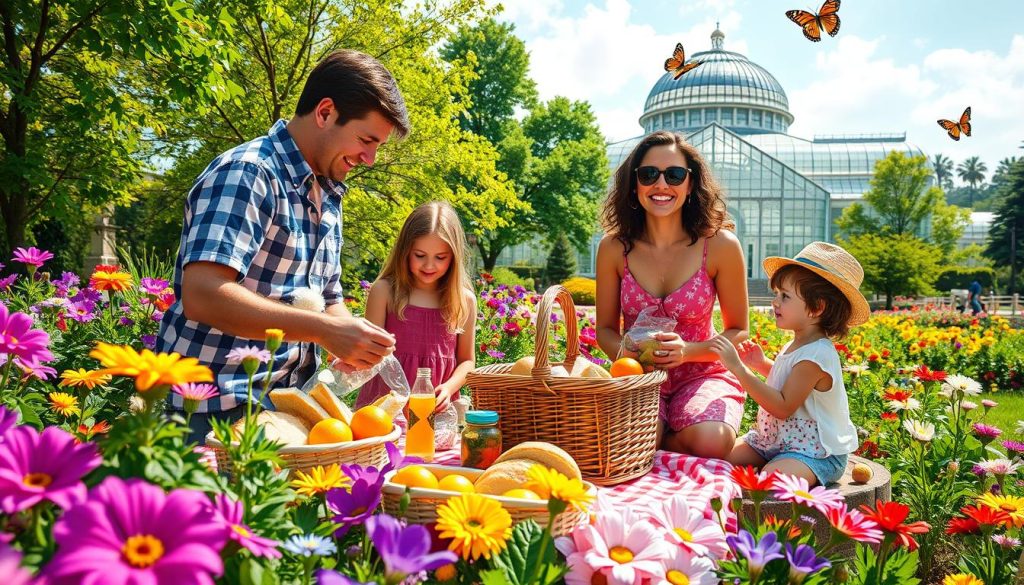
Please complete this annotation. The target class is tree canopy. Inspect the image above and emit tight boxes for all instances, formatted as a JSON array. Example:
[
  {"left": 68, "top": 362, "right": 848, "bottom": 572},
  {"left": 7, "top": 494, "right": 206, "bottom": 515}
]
[{"left": 986, "top": 158, "right": 1024, "bottom": 294}]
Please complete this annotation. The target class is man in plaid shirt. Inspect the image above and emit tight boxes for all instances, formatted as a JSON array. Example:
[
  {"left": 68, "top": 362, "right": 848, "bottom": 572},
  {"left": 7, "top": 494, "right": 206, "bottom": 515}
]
[{"left": 158, "top": 50, "right": 410, "bottom": 442}]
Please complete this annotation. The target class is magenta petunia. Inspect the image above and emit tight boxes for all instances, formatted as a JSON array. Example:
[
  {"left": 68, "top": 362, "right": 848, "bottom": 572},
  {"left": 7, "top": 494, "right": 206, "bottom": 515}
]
[
  {"left": 0, "top": 303, "right": 51, "bottom": 366},
  {"left": 0, "top": 425, "right": 100, "bottom": 514},
  {"left": 47, "top": 476, "right": 227, "bottom": 585},
  {"left": 212, "top": 493, "right": 281, "bottom": 558},
  {"left": 0, "top": 542, "right": 33, "bottom": 585},
  {"left": 12, "top": 247, "right": 54, "bottom": 268},
  {"left": 0, "top": 405, "right": 17, "bottom": 439},
  {"left": 139, "top": 277, "right": 170, "bottom": 296}
]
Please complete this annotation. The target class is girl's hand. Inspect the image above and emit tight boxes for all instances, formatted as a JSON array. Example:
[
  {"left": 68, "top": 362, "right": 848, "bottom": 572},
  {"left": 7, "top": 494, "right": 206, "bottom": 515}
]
[
  {"left": 737, "top": 340, "right": 768, "bottom": 370},
  {"left": 708, "top": 335, "right": 743, "bottom": 373},
  {"left": 434, "top": 384, "right": 457, "bottom": 413},
  {"left": 651, "top": 332, "right": 687, "bottom": 369}
]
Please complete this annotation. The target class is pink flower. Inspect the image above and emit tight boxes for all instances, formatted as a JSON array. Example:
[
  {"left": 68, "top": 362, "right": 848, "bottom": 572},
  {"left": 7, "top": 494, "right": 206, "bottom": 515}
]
[
  {"left": 576, "top": 508, "right": 670, "bottom": 584},
  {"left": 647, "top": 494, "right": 728, "bottom": 559},
  {"left": 982, "top": 399, "right": 998, "bottom": 409},
  {"left": 212, "top": 494, "right": 281, "bottom": 558},
  {"left": 658, "top": 547, "right": 717, "bottom": 585},
  {"left": 12, "top": 247, "right": 53, "bottom": 268},
  {"left": 772, "top": 474, "right": 844, "bottom": 515},
  {"left": 226, "top": 346, "right": 271, "bottom": 365},
  {"left": 0, "top": 303, "right": 52, "bottom": 366},
  {"left": 139, "top": 277, "right": 170, "bottom": 296},
  {"left": 47, "top": 476, "right": 227, "bottom": 584},
  {"left": 0, "top": 542, "right": 33, "bottom": 585},
  {"left": 0, "top": 425, "right": 100, "bottom": 514},
  {"left": 824, "top": 504, "right": 883, "bottom": 544}
]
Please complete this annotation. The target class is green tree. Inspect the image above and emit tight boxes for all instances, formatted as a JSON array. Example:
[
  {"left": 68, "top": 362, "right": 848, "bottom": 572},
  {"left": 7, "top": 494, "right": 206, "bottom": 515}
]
[
  {"left": 956, "top": 155, "right": 988, "bottom": 205},
  {"left": 841, "top": 233, "right": 942, "bottom": 309},
  {"left": 931, "top": 153, "right": 954, "bottom": 190},
  {"left": 544, "top": 232, "right": 577, "bottom": 286},
  {"left": 986, "top": 159, "right": 1024, "bottom": 295},
  {"left": 992, "top": 156, "right": 1020, "bottom": 189},
  {"left": 120, "top": 0, "right": 519, "bottom": 289},
  {"left": 0, "top": 0, "right": 241, "bottom": 259},
  {"left": 837, "top": 151, "right": 966, "bottom": 257}
]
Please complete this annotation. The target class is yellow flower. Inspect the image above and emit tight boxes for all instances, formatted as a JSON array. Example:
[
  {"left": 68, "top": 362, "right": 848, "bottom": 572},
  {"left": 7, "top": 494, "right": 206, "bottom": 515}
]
[
  {"left": 265, "top": 329, "right": 285, "bottom": 343},
  {"left": 48, "top": 391, "right": 80, "bottom": 417},
  {"left": 59, "top": 368, "right": 112, "bottom": 390},
  {"left": 90, "top": 342, "right": 213, "bottom": 391},
  {"left": 290, "top": 464, "right": 349, "bottom": 497},
  {"left": 90, "top": 271, "right": 133, "bottom": 292},
  {"left": 977, "top": 493, "right": 1024, "bottom": 527},
  {"left": 523, "top": 464, "right": 594, "bottom": 512},
  {"left": 436, "top": 493, "right": 512, "bottom": 560},
  {"left": 943, "top": 574, "right": 984, "bottom": 585}
]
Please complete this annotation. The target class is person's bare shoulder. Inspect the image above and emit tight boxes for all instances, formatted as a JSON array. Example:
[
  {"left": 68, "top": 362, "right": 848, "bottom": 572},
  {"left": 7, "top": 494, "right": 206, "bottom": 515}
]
[
  {"left": 597, "top": 235, "right": 625, "bottom": 274},
  {"left": 706, "top": 229, "right": 743, "bottom": 275}
]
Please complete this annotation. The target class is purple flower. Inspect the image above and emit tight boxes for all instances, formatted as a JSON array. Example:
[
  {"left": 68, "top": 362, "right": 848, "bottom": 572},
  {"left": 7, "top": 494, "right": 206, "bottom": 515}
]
[
  {"left": 47, "top": 476, "right": 227, "bottom": 584},
  {"left": 140, "top": 277, "right": 170, "bottom": 296},
  {"left": 0, "top": 543, "right": 33, "bottom": 585},
  {"left": 213, "top": 493, "right": 281, "bottom": 558},
  {"left": 226, "top": 346, "right": 271, "bottom": 365},
  {"left": 53, "top": 271, "right": 80, "bottom": 294},
  {"left": 119, "top": 316, "right": 135, "bottom": 326},
  {"left": 366, "top": 514, "right": 457, "bottom": 580},
  {"left": 12, "top": 247, "right": 53, "bottom": 268},
  {"left": 1002, "top": 440, "right": 1024, "bottom": 455},
  {"left": 0, "top": 274, "right": 16, "bottom": 290},
  {"left": 973, "top": 423, "right": 1003, "bottom": 444},
  {"left": 142, "top": 334, "right": 158, "bottom": 349},
  {"left": 341, "top": 463, "right": 387, "bottom": 487},
  {"left": 317, "top": 570, "right": 371, "bottom": 585},
  {"left": 0, "top": 303, "right": 51, "bottom": 366},
  {"left": 152, "top": 310, "right": 164, "bottom": 322},
  {"left": 785, "top": 543, "right": 831, "bottom": 583},
  {"left": 359, "top": 280, "right": 371, "bottom": 291},
  {"left": 71, "top": 288, "right": 102, "bottom": 304},
  {"left": 726, "top": 530, "right": 784, "bottom": 581},
  {"left": 485, "top": 349, "right": 505, "bottom": 359},
  {"left": 0, "top": 426, "right": 101, "bottom": 514},
  {"left": 0, "top": 406, "right": 17, "bottom": 439},
  {"left": 382, "top": 442, "right": 423, "bottom": 475},
  {"left": 326, "top": 476, "right": 383, "bottom": 536}
]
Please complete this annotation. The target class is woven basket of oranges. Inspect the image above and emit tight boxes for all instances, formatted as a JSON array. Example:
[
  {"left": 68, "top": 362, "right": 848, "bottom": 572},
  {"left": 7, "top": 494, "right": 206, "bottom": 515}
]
[{"left": 467, "top": 285, "right": 666, "bottom": 486}]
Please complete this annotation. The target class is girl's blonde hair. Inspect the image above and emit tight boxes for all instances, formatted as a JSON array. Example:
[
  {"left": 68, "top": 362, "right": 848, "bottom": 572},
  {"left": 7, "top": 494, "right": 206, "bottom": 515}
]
[{"left": 377, "top": 201, "right": 472, "bottom": 333}]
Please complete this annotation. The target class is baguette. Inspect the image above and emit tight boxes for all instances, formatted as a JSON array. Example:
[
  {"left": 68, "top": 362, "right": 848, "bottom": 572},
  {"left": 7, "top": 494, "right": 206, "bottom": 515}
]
[
  {"left": 269, "top": 387, "right": 330, "bottom": 427},
  {"left": 309, "top": 382, "right": 353, "bottom": 425}
]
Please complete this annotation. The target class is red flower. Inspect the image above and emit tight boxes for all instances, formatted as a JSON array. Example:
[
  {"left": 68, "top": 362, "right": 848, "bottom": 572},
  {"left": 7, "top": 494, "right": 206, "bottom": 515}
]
[
  {"left": 961, "top": 505, "right": 1011, "bottom": 528},
  {"left": 881, "top": 412, "right": 898, "bottom": 422},
  {"left": 881, "top": 349, "right": 891, "bottom": 358},
  {"left": 729, "top": 465, "right": 777, "bottom": 493},
  {"left": 984, "top": 371, "right": 997, "bottom": 381},
  {"left": 868, "top": 353, "right": 880, "bottom": 362},
  {"left": 883, "top": 388, "right": 912, "bottom": 402},
  {"left": 93, "top": 264, "right": 120, "bottom": 274},
  {"left": 764, "top": 513, "right": 801, "bottom": 538},
  {"left": 945, "top": 516, "right": 980, "bottom": 535},
  {"left": 859, "top": 501, "right": 931, "bottom": 551},
  {"left": 913, "top": 365, "right": 946, "bottom": 382}
]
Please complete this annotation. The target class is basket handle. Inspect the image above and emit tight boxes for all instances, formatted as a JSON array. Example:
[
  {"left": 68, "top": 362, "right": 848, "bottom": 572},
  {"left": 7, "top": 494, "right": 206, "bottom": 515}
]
[{"left": 531, "top": 285, "right": 580, "bottom": 385}]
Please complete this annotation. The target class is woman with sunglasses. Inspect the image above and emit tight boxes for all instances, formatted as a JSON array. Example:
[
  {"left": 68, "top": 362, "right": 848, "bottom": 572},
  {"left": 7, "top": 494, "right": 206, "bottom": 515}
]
[{"left": 595, "top": 130, "right": 749, "bottom": 460}]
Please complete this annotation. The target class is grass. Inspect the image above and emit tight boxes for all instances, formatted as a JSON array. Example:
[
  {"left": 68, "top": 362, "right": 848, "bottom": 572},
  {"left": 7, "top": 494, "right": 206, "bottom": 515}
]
[{"left": 977, "top": 391, "right": 1024, "bottom": 453}]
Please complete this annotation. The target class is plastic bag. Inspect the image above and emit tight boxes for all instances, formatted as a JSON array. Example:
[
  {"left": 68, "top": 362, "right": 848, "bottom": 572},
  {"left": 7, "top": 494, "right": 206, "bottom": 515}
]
[
  {"left": 434, "top": 404, "right": 458, "bottom": 451},
  {"left": 620, "top": 306, "right": 677, "bottom": 367},
  {"left": 302, "top": 353, "right": 410, "bottom": 398}
]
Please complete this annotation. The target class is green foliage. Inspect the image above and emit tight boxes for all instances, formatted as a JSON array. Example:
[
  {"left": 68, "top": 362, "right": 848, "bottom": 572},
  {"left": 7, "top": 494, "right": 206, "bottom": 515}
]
[
  {"left": 561, "top": 277, "right": 596, "bottom": 305},
  {"left": 840, "top": 233, "right": 942, "bottom": 309},
  {"left": 985, "top": 158, "right": 1024, "bottom": 293},
  {"left": 934, "top": 267, "right": 996, "bottom": 292},
  {"left": 488, "top": 267, "right": 533, "bottom": 289},
  {"left": 848, "top": 546, "right": 921, "bottom": 585},
  {"left": 488, "top": 520, "right": 564, "bottom": 585},
  {"left": 0, "top": 0, "right": 242, "bottom": 257},
  {"left": 544, "top": 233, "right": 577, "bottom": 287}
]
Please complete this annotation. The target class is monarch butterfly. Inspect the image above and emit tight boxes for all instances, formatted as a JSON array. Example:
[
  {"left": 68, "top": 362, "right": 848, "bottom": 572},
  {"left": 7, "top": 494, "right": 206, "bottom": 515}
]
[
  {"left": 664, "top": 43, "right": 703, "bottom": 80},
  {"left": 786, "top": 0, "right": 841, "bottom": 42},
  {"left": 937, "top": 107, "right": 972, "bottom": 141}
]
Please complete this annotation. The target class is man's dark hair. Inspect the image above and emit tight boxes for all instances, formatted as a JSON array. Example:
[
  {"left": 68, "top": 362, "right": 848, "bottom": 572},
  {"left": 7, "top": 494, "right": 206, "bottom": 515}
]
[{"left": 296, "top": 49, "right": 410, "bottom": 138}]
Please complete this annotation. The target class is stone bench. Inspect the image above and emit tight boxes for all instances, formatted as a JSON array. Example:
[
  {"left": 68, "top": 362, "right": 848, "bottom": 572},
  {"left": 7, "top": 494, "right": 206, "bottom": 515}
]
[{"left": 739, "top": 456, "right": 891, "bottom": 556}]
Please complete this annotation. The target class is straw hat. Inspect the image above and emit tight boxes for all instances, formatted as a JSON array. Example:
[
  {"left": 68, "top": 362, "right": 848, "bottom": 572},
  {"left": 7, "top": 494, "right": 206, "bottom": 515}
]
[{"left": 762, "top": 242, "right": 871, "bottom": 327}]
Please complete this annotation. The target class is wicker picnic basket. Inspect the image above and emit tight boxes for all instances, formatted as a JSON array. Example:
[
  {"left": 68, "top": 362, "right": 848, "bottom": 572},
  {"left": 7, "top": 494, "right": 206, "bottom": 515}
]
[
  {"left": 467, "top": 285, "right": 666, "bottom": 486},
  {"left": 380, "top": 464, "right": 595, "bottom": 536},
  {"left": 205, "top": 423, "right": 401, "bottom": 477}
]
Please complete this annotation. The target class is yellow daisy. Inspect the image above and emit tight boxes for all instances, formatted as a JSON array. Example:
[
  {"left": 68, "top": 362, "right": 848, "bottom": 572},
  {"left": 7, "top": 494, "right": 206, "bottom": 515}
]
[
  {"left": 90, "top": 342, "right": 213, "bottom": 391},
  {"left": 977, "top": 492, "right": 1024, "bottom": 527},
  {"left": 90, "top": 270, "right": 133, "bottom": 292},
  {"left": 290, "top": 464, "right": 349, "bottom": 497},
  {"left": 59, "top": 368, "right": 112, "bottom": 390},
  {"left": 523, "top": 464, "right": 594, "bottom": 512},
  {"left": 48, "top": 391, "right": 80, "bottom": 417},
  {"left": 436, "top": 493, "right": 512, "bottom": 560},
  {"left": 943, "top": 573, "right": 984, "bottom": 585}
]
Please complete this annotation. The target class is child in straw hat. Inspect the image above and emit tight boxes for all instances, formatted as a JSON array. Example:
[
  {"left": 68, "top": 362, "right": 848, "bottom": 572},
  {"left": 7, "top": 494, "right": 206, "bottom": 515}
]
[{"left": 709, "top": 242, "right": 868, "bottom": 486}]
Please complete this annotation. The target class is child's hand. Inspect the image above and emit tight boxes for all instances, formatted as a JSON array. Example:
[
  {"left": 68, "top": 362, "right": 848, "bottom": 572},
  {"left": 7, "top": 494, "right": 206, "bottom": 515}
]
[
  {"left": 707, "top": 335, "right": 743, "bottom": 372},
  {"left": 434, "top": 384, "right": 457, "bottom": 414},
  {"left": 737, "top": 340, "right": 768, "bottom": 370}
]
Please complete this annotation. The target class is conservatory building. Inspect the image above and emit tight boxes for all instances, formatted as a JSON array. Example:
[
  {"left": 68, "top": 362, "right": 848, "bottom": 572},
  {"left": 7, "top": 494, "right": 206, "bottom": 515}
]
[{"left": 494, "top": 28, "right": 931, "bottom": 284}]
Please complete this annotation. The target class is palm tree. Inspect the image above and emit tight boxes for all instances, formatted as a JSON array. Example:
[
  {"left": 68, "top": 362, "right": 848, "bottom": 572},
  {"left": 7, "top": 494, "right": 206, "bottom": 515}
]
[
  {"left": 956, "top": 156, "right": 988, "bottom": 205},
  {"left": 931, "top": 153, "right": 954, "bottom": 190},
  {"left": 993, "top": 156, "right": 1021, "bottom": 187}
]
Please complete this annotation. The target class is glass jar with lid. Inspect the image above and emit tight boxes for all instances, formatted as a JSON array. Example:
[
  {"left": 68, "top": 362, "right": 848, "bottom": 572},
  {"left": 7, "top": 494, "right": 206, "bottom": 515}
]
[{"left": 461, "top": 410, "right": 502, "bottom": 469}]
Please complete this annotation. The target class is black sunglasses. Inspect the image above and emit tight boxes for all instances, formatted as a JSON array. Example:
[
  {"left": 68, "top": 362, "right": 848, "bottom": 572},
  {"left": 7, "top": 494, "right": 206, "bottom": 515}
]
[{"left": 635, "top": 166, "right": 692, "bottom": 186}]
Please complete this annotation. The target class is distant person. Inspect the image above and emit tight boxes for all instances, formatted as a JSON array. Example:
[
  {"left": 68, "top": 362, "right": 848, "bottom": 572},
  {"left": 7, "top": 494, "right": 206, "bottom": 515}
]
[{"left": 969, "top": 279, "right": 983, "bottom": 315}]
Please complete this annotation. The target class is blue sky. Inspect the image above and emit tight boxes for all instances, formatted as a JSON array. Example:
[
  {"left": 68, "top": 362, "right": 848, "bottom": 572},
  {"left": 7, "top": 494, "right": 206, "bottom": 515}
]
[{"left": 491, "top": 0, "right": 1024, "bottom": 178}]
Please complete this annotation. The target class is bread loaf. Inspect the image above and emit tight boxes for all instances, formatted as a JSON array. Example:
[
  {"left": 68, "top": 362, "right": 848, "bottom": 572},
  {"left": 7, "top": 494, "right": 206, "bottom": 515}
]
[
  {"left": 492, "top": 442, "right": 582, "bottom": 481},
  {"left": 269, "top": 388, "right": 329, "bottom": 427},
  {"left": 309, "top": 382, "right": 353, "bottom": 425},
  {"left": 231, "top": 410, "right": 309, "bottom": 446},
  {"left": 509, "top": 356, "right": 535, "bottom": 376},
  {"left": 473, "top": 459, "right": 541, "bottom": 495}
]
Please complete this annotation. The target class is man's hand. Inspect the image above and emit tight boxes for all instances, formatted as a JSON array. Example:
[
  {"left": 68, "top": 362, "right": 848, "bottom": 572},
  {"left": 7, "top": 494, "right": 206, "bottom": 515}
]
[{"left": 320, "top": 316, "right": 395, "bottom": 372}]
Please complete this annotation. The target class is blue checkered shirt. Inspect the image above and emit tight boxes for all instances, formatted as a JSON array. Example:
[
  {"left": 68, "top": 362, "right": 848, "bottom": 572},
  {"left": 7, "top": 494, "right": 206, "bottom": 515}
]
[{"left": 158, "top": 120, "right": 346, "bottom": 413}]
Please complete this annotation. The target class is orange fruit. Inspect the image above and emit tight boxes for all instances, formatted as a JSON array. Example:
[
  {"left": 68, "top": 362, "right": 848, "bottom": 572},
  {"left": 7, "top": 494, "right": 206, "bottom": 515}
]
[
  {"left": 307, "top": 418, "right": 353, "bottom": 445},
  {"left": 437, "top": 474, "right": 476, "bottom": 493},
  {"left": 610, "top": 357, "right": 644, "bottom": 377},
  {"left": 502, "top": 488, "right": 543, "bottom": 500},
  {"left": 350, "top": 405, "right": 393, "bottom": 440},
  {"left": 392, "top": 465, "right": 439, "bottom": 489}
]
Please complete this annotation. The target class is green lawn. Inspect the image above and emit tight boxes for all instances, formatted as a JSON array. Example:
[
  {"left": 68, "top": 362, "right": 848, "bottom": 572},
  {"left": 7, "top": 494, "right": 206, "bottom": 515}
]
[{"left": 977, "top": 392, "right": 1024, "bottom": 454}]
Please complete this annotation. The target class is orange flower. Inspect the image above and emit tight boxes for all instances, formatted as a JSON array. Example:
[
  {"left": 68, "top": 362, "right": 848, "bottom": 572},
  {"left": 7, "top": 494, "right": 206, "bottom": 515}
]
[
  {"left": 90, "top": 342, "right": 213, "bottom": 391},
  {"left": 60, "top": 368, "right": 112, "bottom": 390},
  {"left": 90, "top": 270, "right": 133, "bottom": 292}
]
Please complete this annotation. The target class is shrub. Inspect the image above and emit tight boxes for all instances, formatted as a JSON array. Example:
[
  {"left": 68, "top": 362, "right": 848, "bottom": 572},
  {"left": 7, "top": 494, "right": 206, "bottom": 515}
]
[
  {"left": 487, "top": 266, "right": 533, "bottom": 289},
  {"left": 544, "top": 233, "right": 577, "bottom": 288},
  {"left": 934, "top": 266, "right": 996, "bottom": 292},
  {"left": 562, "top": 276, "right": 596, "bottom": 305}
]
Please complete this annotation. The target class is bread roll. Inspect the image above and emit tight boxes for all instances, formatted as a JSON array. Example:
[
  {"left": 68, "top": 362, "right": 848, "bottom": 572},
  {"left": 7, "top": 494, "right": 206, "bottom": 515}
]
[
  {"left": 231, "top": 411, "right": 309, "bottom": 446},
  {"left": 309, "top": 382, "right": 353, "bottom": 425},
  {"left": 269, "top": 388, "right": 329, "bottom": 427},
  {"left": 492, "top": 441, "right": 582, "bottom": 481},
  {"left": 473, "top": 459, "right": 541, "bottom": 495}
]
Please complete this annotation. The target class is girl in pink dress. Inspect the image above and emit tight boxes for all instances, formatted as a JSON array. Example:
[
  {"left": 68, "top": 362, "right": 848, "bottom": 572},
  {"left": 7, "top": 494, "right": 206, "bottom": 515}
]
[
  {"left": 595, "top": 131, "right": 749, "bottom": 460},
  {"left": 357, "top": 201, "right": 476, "bottom": 413}
]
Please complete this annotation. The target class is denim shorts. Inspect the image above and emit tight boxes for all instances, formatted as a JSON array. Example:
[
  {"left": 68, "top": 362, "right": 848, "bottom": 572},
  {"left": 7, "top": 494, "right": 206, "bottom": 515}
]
[{"left": 748, "top": 442, "right": 848, "bottom": 486}]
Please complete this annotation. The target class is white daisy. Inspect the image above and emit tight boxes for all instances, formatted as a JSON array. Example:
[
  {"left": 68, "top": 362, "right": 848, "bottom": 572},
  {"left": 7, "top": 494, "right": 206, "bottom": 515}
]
[
  {"left": 902, "top": 419, "right": 935, "bottom": 442},
  {"left": 942, "top": 374, "right": 982, "bottom": 398}
]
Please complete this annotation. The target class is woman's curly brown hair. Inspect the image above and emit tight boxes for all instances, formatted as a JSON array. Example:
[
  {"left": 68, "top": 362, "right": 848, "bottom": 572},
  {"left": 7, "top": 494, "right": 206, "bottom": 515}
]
[{"left": 602, "top": 131, "right": 733, "bottom": 253}]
